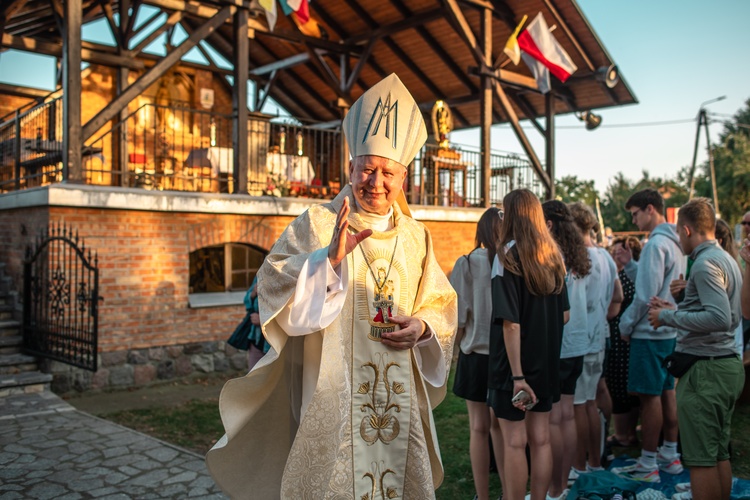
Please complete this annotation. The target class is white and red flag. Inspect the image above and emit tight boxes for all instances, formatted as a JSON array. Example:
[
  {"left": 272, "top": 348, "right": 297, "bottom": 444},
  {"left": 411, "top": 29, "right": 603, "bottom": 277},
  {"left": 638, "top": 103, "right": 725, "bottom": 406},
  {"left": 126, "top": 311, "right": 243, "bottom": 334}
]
[{"left": 517, "top": 13, "right": 577, "bottom": 93}]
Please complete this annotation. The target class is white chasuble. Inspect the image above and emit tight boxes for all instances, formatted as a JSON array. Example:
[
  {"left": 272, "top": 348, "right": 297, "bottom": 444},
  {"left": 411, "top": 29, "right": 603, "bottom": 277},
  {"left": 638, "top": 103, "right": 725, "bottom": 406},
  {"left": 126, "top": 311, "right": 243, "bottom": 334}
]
[{"left": 351, "top": 234, "right": 412, "bottom": 499}]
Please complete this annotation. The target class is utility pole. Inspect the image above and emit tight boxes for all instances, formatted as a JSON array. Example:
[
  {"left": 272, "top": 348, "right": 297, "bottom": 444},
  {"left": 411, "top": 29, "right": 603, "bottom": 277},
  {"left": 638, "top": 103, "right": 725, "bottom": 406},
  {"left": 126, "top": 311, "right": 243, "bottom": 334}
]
[{"left": 687, "top": 96, "right": 725, "bottom": 216}]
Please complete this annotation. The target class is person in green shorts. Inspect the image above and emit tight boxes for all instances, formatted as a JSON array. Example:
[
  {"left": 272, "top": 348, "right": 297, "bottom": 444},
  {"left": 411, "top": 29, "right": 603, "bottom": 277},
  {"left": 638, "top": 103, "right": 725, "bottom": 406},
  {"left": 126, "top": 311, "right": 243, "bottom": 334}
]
[{"left": 648, "top": 198, "right": 744, "bottom": 500}]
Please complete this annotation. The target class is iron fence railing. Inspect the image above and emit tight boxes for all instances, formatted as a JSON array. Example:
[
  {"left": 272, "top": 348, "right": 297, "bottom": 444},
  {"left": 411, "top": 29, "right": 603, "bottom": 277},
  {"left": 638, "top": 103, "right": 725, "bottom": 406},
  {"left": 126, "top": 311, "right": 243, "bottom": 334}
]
[
  {"left": 0, "top": 100, "right": 546, "bottom": 205},
  {"left": 83, "top": 103, "right": 343, "bottom": 196},
  {"left": 410, "top": 143, "right": 545, "bottom": 207},
  {"left": 0, "top": 96, "right": 64, "bottom": 192}
]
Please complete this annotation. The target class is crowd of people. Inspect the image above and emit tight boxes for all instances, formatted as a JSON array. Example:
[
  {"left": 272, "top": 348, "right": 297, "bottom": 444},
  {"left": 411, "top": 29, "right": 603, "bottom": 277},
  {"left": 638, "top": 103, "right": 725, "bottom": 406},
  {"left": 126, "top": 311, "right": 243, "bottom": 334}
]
[
  {"left": 206, "top": 74, "right": 750, "bottom": 500},
  {"left": 451, "top": 190, "right": 749, "bottom": 500}
]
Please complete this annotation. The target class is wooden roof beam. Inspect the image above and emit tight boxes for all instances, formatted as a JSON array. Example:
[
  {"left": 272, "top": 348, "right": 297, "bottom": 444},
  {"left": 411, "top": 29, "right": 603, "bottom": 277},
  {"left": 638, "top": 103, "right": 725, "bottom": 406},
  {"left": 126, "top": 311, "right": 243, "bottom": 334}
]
[
  {"left": 346, "top": 6, "right": 445, "bottom": 44},
  {"left": 82, "top": 4, "right": 235, "bottom": 141},
  {"left": 384, "top": 0, "right": 477, "bottom": 94},
  {"left": 0, "top": 0, "right": 28, "bottom": 38},
  {"left": 342, "top": 0, "right": 471, "bottom": 127},
  {"left": 442, "top": 0, "right": 549, "bottom": 190},
  {"left": 1, "top": 32, "right": 144, "bottom": 69},
  {"left": 312, "top": 1, "right": 389, "bottom": 90}
]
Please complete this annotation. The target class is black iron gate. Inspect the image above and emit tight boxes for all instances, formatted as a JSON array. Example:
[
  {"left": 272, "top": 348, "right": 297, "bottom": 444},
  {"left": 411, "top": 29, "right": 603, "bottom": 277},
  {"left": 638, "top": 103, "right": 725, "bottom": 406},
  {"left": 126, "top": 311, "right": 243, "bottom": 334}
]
[{"left": 23, "top": 223, "right": 100, "bottom": 371}]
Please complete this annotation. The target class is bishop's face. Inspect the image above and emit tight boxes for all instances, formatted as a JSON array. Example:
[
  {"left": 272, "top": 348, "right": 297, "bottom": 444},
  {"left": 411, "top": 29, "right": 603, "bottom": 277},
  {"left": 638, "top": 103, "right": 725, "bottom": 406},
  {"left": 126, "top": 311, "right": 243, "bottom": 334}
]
[{"left": 349, "top": 155, "right": 407, "bottom": 215}]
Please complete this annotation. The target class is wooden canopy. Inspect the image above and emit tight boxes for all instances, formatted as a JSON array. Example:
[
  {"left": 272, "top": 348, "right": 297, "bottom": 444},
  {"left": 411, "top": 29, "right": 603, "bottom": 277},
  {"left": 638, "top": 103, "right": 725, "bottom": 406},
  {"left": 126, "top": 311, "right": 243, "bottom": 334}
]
[{"left": 1, "top": 0, "right": 637, "bottom": 127}]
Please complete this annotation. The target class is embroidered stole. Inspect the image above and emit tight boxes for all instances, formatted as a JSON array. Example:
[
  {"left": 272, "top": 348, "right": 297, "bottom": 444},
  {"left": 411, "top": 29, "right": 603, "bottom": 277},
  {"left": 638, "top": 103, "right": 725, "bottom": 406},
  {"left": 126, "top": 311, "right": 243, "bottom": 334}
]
[{"left": 351, "top": 232, "right": 412, "bottom": 500}]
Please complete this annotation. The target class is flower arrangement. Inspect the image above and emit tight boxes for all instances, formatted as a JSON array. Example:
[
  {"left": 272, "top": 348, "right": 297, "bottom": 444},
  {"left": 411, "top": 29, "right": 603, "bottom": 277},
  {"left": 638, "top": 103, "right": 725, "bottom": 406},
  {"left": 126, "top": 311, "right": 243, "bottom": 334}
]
[{"left": 264, "top": 173, "right": 291, "bottom": 197}]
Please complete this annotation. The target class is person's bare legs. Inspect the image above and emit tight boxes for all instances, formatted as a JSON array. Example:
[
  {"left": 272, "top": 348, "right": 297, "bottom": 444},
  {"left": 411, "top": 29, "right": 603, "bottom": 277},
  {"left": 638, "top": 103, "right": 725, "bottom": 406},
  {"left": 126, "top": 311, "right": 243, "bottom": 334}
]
[
  {"left": 611, "top": 408, "right": 639, "bottom": 444},
  {"left": 661, "top": 389, "right": 679, "bottom": 443},
  {"left": 690, "top": 461, "right": 732, "bottom": 500},
  {"left": 573, "top": 403, "right": 589, "bottom": 470},
  {"left": 637, "top": 393, "right": 662, "bottom": 455},
  {"left": 246, "top": 345, "right": 264, "bottom": 370},
  {"left": 467, "top": 400, "right": 492, "bottom": 500},
  {"left": 549, "top": 402, "right": 564, "bottom": 497},
  {"left": 498, "top": 417, "right": 528, "bottom": 500},
  {"left": 489, "top": 409, "right": 505, "bottom": 493},
  {"left": 526, "top": 411, "right": 552, "bottom": 500},
  {"left": 585, "top": 400, "right": 602, "bottom": 468},
  {"left": 549, "top": 395, "right": 576, "bottom": 497}
]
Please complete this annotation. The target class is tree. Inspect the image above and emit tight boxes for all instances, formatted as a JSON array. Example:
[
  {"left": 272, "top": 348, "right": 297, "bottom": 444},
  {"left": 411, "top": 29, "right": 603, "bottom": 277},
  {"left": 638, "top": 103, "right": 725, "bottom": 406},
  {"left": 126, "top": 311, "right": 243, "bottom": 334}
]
[
  {"left": 600, "top": 171, "right": 688, "bottom": 233},
  {"left": 554, "top": 175, "right": 599, "bottom": 207}
]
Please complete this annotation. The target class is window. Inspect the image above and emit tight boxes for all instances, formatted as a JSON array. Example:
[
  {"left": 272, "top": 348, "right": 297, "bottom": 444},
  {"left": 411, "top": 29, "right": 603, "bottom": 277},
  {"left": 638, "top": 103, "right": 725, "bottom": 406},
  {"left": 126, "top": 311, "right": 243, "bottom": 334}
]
[{"left": 188, "top": 243, "right": 266, "bottom": 307}]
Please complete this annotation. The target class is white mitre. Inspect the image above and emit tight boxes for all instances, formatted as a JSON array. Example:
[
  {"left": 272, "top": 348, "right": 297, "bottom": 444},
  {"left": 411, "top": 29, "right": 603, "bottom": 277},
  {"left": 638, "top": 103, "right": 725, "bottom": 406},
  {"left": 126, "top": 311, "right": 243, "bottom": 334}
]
[{"left": 342, "top": 73, "right": 427, "bottom": 167}]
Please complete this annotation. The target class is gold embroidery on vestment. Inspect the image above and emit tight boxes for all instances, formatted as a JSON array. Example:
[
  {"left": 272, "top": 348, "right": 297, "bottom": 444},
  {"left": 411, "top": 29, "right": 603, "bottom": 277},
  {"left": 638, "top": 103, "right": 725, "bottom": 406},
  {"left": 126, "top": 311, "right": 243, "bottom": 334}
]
[
  {"left": 361, "top": 461, "right": 399, "bottom": 500},
  {"left": 359, "top": 354, "right": 403, "bottom": 445}
]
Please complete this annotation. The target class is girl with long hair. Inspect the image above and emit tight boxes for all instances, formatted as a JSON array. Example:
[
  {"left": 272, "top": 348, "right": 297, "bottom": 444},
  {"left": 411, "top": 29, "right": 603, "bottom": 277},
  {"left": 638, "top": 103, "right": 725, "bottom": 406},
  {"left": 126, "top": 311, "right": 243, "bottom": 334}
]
[
  {"left": 542, "top": 200, "right": 591, "bottom": 499},
  {"left": 450, "top": 206, "right": 505, "bottom": 500},
  {"left": 488, "top": 190, "right": 569, "bottom": 500}
]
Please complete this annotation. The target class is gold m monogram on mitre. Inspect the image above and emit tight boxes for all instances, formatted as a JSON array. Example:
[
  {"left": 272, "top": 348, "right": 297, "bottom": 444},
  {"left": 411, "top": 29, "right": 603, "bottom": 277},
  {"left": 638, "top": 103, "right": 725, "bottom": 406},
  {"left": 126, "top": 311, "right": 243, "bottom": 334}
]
[{"left": 342, "top": 73, "right": 427, "bottom": 167}]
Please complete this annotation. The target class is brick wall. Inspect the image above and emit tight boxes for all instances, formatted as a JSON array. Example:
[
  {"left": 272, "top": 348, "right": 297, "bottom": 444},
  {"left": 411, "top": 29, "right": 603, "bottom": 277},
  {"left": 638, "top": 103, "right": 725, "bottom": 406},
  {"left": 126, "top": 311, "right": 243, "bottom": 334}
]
[{"left": 0, "top": 203, "right": 476, "bottom": 393}]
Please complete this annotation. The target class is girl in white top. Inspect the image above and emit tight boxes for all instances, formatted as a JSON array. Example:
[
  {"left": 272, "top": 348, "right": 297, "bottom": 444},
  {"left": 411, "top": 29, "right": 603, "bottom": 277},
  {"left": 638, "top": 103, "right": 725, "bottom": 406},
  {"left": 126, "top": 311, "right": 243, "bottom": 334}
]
[{"left": 449, "top": 207, "right": 505, "bottom": 500}]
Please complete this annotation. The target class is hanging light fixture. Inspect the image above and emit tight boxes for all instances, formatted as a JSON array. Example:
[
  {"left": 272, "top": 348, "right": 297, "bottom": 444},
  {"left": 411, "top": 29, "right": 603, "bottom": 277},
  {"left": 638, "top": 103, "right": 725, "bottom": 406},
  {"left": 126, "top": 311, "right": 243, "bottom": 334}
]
[
  {"left": 577, "top": 111, "right": 602, "bottom": 131},
  {"left": 595, "top": 64, "right": 619, "bottom": 89}
]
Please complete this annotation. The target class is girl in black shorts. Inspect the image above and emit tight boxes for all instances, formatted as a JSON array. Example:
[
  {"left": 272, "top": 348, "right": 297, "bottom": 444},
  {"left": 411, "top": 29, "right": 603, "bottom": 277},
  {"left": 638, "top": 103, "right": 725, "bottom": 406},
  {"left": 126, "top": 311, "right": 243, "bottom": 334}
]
[
  {"left": 488, "top": 189, "right": 569, "bottom": 500},
  {"left": 450, "top": 207, "right": 504, "bottom": 500}
]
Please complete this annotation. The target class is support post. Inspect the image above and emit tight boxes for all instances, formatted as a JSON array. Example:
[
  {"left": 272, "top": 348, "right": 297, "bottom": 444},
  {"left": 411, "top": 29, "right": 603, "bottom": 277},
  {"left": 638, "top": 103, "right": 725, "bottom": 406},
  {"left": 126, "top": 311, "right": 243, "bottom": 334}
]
[
  {"left": 688, "top": 111, "right": 704, "bottom": 200},
  {"left": 338, "top": 98, "right": 350, "bottom": 187},
  {"left": 479, "top": 6, "right": 492, "bottom": 207},
  {"left": 233, "top": 6, "right": 249, "bottom": 194},
  {"left": 545, "top": 92, "right": 555, "bottom": 200},
  {"left": 62, "top": 0, "right": 82, "bottom": 182},
  {"left": 117, "top": 0, "right": 130, "bottom": 187},
  {"left": 703, "top": 110, "right": 720, "bottom": 216}
]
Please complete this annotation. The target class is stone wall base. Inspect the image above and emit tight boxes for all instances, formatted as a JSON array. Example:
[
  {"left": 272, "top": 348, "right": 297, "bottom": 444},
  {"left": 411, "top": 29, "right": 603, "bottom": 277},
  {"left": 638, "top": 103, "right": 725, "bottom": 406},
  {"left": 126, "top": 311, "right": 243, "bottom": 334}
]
[{"left": 44, "top": 341, "right": 248, "bottom": 395}]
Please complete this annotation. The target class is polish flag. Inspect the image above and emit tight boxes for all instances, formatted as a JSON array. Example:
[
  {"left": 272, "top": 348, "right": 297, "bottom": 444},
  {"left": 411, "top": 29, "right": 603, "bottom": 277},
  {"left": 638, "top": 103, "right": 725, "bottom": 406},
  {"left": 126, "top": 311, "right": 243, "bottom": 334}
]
[{"left": 518, "top": 13, "right": 577, "bottom": 84}]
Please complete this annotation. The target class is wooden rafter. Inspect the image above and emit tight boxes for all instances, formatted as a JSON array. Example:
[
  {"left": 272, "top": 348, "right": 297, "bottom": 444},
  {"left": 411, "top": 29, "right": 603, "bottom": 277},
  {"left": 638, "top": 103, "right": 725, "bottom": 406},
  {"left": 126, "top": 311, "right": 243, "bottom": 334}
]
[
  {"left": 384, "top": 0, "right": 477, "bottom": 94},
  {"left": 97, "top": 0, "right": 122, "bottom": 49},
  {"left": 82, "top": 4, "right": 235, "bottom": 141},
  {"left": 128, "top": 10, "right": 183, "bottom": 56},
  {"left": 1, "top": 32, "right": 144, "bottom": 69},
  {"left": 341, "top": 0, "right": 471, "bottom": 127},
  {"left": 442, "top": 0, "right": 550, "bottom": 190},
  {"left": 0, "top": 0, "right": 28, "bottom": 38},
  {"left": 196, "top": 25, "right": 318, "bottom": 120}
]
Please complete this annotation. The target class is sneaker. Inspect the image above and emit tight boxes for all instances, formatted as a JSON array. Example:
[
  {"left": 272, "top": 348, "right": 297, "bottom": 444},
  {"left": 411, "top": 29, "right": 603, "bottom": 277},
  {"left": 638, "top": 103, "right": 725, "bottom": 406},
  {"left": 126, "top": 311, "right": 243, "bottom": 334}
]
[
  {"left": 611, "top": 461, "right": 661, "bottom": 483},
  {"left": 546, "top": 489, "right": 569, "bottom": 500},
  {"left": 567, "top": 467, "right": 583, "bottom": 486},
  {"left": 672, "top": 492, "right": 692, "bottom": 500},
  {"left": 675, "top": 482, "right": 691, "bottom": 493},
  {"left": 657, "top": 451, "right": 684, "bottom": 474}
]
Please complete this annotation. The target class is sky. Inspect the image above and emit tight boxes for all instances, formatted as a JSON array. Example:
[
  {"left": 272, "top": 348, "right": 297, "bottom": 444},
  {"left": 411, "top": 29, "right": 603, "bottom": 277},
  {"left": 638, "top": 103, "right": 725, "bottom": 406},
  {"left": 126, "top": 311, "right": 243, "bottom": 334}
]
[
  {"left": 454, "top": 0, "right": 750, "bottom": 192},
  {"left": 1, "top": 0, "right": 749, "bottom": 193}
]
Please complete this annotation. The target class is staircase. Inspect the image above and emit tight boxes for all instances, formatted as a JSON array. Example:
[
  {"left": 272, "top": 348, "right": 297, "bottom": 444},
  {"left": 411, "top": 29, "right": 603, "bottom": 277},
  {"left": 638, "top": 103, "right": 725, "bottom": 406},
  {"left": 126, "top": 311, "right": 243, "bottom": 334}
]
[{"left": 0, "top": 262, "right": 52, "bottom": 396}]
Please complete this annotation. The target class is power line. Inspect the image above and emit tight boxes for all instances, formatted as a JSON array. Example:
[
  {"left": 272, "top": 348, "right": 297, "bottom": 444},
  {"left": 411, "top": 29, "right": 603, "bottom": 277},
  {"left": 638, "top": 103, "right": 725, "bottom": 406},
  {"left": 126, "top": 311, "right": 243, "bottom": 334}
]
[{"left": 556, "top": 118, "right": 696, "bottom": 129}]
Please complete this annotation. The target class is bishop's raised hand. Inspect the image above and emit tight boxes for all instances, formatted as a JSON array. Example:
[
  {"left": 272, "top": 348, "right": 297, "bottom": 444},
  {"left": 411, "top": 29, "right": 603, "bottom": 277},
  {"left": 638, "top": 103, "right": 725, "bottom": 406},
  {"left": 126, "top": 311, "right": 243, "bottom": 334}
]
[{"left": 328, "top": 197, "right": 373, "bottom": 268}]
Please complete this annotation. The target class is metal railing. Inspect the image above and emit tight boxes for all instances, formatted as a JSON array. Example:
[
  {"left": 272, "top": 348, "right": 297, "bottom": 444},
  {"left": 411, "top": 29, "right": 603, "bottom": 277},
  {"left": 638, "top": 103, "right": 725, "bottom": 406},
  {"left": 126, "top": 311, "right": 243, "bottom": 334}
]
[
  {"left": 410, "top": 143, "right": 545, "bottom": 206},
  {"left": 0, "top": 96, "right": 64, "bottom": 192},
  {"left": 83, "top": 103, "right": 343, "bottom": 196},
  {"left": 0, "top": 100, "right": 546, "bottom": 205}
]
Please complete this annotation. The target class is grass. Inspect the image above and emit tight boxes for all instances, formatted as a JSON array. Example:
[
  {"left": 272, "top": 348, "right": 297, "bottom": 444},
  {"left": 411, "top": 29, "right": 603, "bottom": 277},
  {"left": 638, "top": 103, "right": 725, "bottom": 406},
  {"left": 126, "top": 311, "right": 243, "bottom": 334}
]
[{"left": 103, "top": 369, "right": 750, "bottom": 498}]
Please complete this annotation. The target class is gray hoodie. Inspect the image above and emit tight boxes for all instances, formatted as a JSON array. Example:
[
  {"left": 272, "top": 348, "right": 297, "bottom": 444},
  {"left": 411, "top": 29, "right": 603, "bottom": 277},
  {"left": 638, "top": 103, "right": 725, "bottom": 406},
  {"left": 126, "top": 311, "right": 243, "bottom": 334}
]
[{"left": 619, "top": 223, "right": 687, "bottom": 340}]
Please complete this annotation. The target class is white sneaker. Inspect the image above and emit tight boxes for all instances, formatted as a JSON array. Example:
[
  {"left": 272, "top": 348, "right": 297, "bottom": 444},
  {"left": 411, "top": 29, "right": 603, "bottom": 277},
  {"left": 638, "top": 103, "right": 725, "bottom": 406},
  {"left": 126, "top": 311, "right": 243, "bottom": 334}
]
[
  {"left": 675, "top": 482, "right": 691, "bottom": 492},
  {"left": 611, "top": 460, "right": 661, "bottom": 483},
  {"left": 672, "top": 492, "right": 693, "bottom": 500},
  {"left": 546, "top": 489, "right": 569, "bottom": 500},
  {"left": 567, "top": 467, "right": 584, "bottom": 486},
  {"left": 657, "top": 449, "right": 684, "bottom": 474}
]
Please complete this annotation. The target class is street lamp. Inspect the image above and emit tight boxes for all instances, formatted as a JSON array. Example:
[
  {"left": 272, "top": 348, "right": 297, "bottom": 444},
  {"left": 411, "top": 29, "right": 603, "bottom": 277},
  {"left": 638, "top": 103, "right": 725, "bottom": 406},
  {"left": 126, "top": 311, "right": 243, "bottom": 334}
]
[{"left": 687, "top": 95, "right": 726, "bottom": 216}]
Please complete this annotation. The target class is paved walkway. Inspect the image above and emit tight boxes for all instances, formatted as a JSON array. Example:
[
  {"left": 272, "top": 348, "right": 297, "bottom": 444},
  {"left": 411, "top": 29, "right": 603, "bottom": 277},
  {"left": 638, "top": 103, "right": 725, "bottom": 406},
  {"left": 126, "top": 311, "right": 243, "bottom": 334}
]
[{"left": 0, "top": 391, "right": 226, "bottom": 499}]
